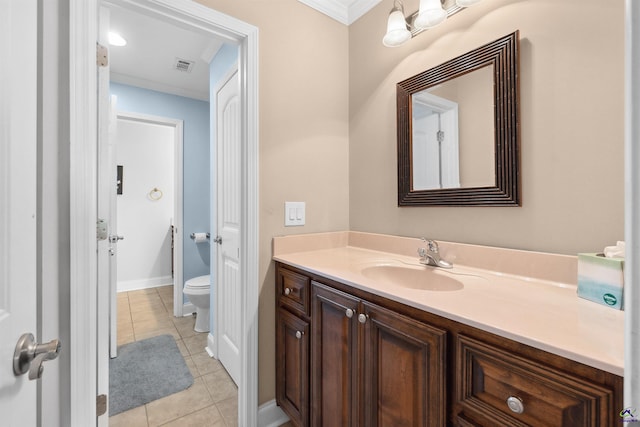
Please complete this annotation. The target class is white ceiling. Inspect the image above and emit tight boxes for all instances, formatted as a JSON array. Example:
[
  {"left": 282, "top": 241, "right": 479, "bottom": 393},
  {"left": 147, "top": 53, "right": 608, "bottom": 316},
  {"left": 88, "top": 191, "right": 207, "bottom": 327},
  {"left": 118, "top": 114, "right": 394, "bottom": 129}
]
[
  {"left": 298, "top": 0, "right": 382, "bottom": 25},
  {"left": 107, "top": 1, "right": 380, "bottom": 101},
  {"left": 108, "top": 7, "right": 224, "bottom": 101}
]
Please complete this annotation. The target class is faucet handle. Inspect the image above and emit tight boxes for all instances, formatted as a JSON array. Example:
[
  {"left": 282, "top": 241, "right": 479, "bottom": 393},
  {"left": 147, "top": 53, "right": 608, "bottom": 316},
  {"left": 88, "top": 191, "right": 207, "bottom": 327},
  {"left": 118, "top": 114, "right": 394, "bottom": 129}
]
[
  {"left": 417, "top": 247, "right": 427, "bottom": 257},
  {"left": 427, "top": 240, "right": 439, "bottom": 253}
]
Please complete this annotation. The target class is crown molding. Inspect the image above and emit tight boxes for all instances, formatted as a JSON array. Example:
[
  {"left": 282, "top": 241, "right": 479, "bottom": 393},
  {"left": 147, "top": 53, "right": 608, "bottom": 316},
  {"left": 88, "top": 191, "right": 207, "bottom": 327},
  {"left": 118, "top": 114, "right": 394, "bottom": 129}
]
[{"left": 298, "top": 0, "right": 382, "bottom": 25}]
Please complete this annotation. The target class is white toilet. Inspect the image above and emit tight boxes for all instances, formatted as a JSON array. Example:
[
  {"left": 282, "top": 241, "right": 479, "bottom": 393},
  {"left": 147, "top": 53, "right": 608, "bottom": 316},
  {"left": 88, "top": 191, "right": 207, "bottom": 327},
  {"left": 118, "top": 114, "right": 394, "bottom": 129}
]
[{"left": 183, "top": 274, "right": 210, "bottom": 332}]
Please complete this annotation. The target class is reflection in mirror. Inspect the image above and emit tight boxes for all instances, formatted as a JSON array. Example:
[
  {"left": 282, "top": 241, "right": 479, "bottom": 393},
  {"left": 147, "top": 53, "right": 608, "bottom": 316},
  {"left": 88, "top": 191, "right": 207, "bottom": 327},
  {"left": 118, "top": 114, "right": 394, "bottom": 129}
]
[
  {"left": 412, "top": 65, "right": 495, "bottom": 190},
  {"left": 397, "top": 31, "right": 520, "bottom": 206}
]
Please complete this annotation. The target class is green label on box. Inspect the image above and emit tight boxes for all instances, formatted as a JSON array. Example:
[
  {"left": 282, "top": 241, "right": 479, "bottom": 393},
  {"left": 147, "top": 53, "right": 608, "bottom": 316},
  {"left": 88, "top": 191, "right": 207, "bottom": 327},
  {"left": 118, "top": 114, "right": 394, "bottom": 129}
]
[{"left": 603, "top": 293, "right": 618, "bottom": 306}]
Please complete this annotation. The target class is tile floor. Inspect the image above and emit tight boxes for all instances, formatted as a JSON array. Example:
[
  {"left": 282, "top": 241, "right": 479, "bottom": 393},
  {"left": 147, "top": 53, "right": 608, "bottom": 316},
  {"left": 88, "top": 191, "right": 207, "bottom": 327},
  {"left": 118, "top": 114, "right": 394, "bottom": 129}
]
[{"left": 109, "top": 285, "right": 238, "bottom": 427}]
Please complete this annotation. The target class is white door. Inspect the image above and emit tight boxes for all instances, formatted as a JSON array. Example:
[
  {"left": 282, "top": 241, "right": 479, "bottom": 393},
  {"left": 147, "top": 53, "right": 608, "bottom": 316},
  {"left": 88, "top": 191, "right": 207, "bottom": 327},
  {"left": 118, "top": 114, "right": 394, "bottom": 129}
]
[
  {"left": 0, "top": 0, "right": 40, "bottom": 424},
  {"left": 216, "top": 68, "right": 241, "bottom": 385}
]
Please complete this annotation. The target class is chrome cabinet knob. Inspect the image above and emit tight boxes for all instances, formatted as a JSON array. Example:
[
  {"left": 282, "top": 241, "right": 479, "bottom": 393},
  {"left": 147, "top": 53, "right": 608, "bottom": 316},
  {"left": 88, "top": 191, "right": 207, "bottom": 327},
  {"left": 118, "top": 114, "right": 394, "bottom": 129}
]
[
  {"left": 358, "top": 313, "right": 368, "bottom": 324},
  {"left": 345, "top": 308, "right": 354, "bottom": 318},
  {"left": 506, "top": 396, "right": 524, "bottom": 414},
  {"left": 295, "top": 331, "right": 304, "bottom": 339},
  {"left": 284, "top": 288, "right": 291, "bottom": 296}
]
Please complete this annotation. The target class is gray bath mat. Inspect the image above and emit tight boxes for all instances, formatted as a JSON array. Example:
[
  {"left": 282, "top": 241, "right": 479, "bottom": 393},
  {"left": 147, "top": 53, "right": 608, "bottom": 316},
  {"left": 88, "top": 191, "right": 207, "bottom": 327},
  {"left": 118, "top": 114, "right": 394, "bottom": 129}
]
[{"left": 109, "top": 334, "right": 193, "bottom": 415}]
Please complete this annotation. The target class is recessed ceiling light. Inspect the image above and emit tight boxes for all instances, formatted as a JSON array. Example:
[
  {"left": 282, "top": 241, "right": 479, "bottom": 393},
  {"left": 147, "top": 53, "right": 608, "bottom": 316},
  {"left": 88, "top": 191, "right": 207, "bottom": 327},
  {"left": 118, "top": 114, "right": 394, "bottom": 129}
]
[{"left": 108, "top": 32, "right": 127, "bottom": 47}]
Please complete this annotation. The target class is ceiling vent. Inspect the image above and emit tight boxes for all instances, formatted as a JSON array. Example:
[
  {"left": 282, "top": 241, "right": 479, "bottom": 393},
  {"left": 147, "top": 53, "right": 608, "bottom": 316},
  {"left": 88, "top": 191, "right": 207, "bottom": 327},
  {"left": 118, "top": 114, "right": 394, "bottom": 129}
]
[{"left": 174, "top": 58, "right": 195, "bottom": 73}]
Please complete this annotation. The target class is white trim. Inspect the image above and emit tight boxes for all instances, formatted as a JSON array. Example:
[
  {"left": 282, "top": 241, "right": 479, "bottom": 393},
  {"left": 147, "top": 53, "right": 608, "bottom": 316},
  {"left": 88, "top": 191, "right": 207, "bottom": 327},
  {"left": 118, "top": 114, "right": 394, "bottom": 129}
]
[
  {"left": 116, "top": 276, "right": 173, "bottom": 292},
  {"left": 241, "top": 20, "right": 260, "bottom": 427},
  {"left": 69, "top": 0, "right": 98, "bottom": 424},
  {"left": 114, "top": 110, "right": 185, "bottom": 318},
  {"left": 257, "top": 400, "right": 290, "bottom": 427},
  {"left": 72, "top": 1, "right": 260, "bottom": 426},
  {"left": 625, "top": 0, "right": 640, "bottom": 409},
  {"left": 297, "top": 0, "right": 381, "bottom": 25},
  {"left": 206, "top": 333, "right": 216, "bottom": 358}
]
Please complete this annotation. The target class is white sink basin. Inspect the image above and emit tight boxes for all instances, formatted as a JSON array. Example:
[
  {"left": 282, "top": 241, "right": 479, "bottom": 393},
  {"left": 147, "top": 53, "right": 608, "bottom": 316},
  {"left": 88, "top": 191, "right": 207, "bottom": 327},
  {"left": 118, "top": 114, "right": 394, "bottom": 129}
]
[{"left": 360, "top": 264, "right": 464, "bottom": 291}]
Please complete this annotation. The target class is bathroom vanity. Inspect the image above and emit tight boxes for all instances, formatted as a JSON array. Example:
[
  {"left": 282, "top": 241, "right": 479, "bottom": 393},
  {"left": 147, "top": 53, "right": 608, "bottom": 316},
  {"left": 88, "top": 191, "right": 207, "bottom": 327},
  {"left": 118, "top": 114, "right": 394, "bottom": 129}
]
[{"left": 273, "top": 232, "right": 624, "bottom": 427}]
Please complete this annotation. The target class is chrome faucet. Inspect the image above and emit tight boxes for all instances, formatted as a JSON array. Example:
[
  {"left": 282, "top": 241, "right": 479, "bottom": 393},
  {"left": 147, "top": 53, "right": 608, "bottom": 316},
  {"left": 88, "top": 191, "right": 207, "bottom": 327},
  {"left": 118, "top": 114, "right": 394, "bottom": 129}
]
[{"left": 418, "top": 238, "right": 453, "bottom": 269}]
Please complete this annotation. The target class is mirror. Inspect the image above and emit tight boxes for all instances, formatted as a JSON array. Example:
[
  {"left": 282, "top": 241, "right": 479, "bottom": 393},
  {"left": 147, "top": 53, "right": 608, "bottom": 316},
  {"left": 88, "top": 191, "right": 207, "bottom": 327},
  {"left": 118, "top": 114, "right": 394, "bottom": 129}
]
[{"left": 397, "top": 31, "right": 520, "bottom": 206}]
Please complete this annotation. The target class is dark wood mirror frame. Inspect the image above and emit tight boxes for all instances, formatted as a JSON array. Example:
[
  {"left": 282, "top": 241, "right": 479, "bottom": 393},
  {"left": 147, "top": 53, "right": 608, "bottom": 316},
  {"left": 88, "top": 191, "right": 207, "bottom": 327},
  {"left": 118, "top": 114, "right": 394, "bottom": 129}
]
[{"left": 397, "top": 30, "right": 521, "bottom": 206}]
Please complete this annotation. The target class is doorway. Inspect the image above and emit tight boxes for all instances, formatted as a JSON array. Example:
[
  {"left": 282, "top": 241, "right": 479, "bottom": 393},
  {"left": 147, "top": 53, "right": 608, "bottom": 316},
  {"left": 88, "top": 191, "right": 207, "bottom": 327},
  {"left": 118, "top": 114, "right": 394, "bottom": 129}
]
[
  {"left": 108, "top": 111, "right": 184, "bottom": 358},
  {"left": 72, "top": 0, "right": 259, "bottom": 425}
]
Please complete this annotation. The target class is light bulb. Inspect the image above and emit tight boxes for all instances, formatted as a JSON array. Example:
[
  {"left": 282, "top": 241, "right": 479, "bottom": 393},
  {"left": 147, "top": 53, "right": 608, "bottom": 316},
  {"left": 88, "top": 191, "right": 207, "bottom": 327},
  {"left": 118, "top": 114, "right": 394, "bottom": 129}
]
[
  {"left": 414, "top": 0, "right": 446, "bottom": 29},
  {"left": 383, "top": 7, "right": 411, "bottom": 47}
]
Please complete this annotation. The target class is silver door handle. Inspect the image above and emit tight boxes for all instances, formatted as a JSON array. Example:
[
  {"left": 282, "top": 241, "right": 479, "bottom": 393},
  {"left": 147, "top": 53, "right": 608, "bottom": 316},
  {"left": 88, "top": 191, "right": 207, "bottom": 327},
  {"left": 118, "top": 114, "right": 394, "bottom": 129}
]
[
  {"left": 13, "top": 333, "right": 61, "bottom": 380},
  {"left": 109, "top": 235, "right": 124, "bottom": 243},
  {"left": 213, "top": 236, "right": 222, "bottom": 244}
]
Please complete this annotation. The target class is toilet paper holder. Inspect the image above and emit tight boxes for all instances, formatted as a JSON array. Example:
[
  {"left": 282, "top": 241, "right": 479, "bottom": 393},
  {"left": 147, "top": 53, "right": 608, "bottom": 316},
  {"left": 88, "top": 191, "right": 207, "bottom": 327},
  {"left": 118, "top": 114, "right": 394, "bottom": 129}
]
[{"left": 190, "top": 233, "right": 210, "bottom": 240}]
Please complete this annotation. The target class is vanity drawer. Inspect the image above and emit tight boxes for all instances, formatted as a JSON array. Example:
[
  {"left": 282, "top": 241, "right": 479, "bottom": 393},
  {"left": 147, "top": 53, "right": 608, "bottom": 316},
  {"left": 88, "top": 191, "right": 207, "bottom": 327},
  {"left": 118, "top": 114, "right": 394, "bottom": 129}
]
[
  {"left": 277, "top": 267, "right": 310, "bottom": 317},
  {"left": 456, "top": 335, "right": 615, "bottom": 427}
]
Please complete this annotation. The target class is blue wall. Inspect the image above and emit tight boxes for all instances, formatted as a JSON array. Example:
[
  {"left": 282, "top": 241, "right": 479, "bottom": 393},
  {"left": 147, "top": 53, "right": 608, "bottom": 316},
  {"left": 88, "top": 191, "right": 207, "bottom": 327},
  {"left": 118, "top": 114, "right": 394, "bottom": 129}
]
[
  {"left": 209, "top": 44, "right": 238, "bottom": 332},
  {"left": 110, "top": 83, "right": 211, "bottom": 291}
]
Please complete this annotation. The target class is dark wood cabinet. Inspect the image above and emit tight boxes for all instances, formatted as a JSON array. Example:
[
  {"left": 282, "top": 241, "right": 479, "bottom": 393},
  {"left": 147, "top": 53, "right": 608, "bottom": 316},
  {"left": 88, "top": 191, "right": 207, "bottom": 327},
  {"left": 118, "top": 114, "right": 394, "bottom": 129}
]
[
  {"left": 275, "top": 263, "right": 623, "bottom": 427},
  {"left": 276, "top": 308, "right": 310, "bottom": 426},
  {"left": 310, "top": 282, "right": 360, "bottom": 427},
  {"left": 310, "top": 281, "right": 447, "bottom": 427},
  {"left": 362, "top": 301, "right": 447, "bottom": 427},
  {"left": 276, "top": 267, "right": 311, "bottom": 427},
  {"left": 455, "top": 335, "right": 617, "bottom": 427}
]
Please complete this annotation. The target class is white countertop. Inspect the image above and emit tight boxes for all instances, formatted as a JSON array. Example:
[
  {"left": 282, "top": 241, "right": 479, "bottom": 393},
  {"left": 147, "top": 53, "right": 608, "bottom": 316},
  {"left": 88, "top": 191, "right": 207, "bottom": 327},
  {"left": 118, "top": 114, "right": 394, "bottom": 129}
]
[{"left": 273, "top": 232, "right": 624, "bottom": 376}]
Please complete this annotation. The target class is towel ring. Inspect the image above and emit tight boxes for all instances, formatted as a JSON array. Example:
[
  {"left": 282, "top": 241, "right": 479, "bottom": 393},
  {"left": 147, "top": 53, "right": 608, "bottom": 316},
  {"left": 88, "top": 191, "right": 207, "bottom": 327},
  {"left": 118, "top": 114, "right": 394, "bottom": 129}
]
[{"left": 148, "top": 187, "right": 163, "bottom": 201}]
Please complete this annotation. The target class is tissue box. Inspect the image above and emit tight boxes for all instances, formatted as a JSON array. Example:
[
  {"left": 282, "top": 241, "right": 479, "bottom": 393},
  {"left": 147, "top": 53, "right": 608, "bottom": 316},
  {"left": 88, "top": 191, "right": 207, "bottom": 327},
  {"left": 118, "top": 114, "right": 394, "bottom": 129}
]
[{"left": 577, "top": 253, "right": 624, "bottom": 310}]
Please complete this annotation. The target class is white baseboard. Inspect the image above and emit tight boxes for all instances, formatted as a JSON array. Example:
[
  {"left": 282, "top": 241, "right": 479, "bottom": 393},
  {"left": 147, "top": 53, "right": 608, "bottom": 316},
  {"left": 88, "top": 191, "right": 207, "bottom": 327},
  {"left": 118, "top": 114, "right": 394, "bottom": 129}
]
[
  {"left": 117, "top": 275, "right": 172, "bottom": 292},
  {"left": 205, "top": 333, "right": 216, "bottom": 358},
  {"left": 258, "top": 400, "right": 289, "bottom": 427}
]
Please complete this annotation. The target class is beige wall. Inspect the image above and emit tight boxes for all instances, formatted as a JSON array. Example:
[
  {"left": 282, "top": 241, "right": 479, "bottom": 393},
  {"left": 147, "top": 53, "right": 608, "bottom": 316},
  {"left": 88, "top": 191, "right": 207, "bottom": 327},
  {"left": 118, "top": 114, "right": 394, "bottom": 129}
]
[
  {"left": 198, "top": 0, "right": 625, "bottom": 408},
  {"left": 350, "top": 0, "right": 625, "bottom": 255},
  {"left": 195, "top": 0, "right": 350, "bottom": 404}
]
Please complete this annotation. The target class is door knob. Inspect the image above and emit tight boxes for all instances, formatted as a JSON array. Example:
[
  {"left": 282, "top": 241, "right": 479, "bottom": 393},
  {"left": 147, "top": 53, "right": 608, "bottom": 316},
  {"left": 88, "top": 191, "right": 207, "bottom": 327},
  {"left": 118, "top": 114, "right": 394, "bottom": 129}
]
[
  {"left": 109, "top": 234, "right": 124, "bottom": 243},
  {"left": 213, "top": 235, "right": 222, "bottom": 245},
  {"left": 13, "top": 333, "right": 61, "bottom": 380}
]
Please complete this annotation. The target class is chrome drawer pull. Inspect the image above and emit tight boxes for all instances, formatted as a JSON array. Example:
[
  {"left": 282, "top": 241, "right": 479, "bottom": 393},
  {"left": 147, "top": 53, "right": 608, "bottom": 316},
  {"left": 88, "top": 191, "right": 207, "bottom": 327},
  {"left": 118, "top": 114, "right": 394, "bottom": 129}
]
[
  {"left": 506, "top": 396, "right": 524, "bottom": 414},
  {"left": 295, "top": 331, "right": 304, "bottom": 339},
  {"left": 358, "top": 313, "right": 368, "bottom": 324},
  {"left": 284, "top": 287, "right": 291, "bottom": 296},
  {"left": 345, "top": 308, "right": 354, "bottom": 318}
]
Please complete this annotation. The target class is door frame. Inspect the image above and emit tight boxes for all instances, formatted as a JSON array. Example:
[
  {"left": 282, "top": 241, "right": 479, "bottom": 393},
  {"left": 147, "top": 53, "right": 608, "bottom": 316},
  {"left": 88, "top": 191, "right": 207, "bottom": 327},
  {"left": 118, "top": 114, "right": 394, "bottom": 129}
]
[
  {"left": 69, "top": 0, "right": 259, "bottom": 424},
  {"left": 114, "top": 111, "right": 185, "bottom": 318}
]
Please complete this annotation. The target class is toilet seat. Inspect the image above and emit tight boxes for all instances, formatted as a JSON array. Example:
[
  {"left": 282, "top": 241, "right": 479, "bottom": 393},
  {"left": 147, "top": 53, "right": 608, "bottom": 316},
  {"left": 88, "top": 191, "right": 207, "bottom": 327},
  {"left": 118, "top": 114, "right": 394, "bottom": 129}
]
[{"left": 185, "top": 275, "right": 210, "bottom": 289}]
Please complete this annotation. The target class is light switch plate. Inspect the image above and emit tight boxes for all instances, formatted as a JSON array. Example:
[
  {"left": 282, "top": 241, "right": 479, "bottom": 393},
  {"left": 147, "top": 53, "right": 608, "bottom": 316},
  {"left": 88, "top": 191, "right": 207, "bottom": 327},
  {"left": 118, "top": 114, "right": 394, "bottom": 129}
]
[{"left": 285, "top": 202, "right": 305, "bottom": 226}]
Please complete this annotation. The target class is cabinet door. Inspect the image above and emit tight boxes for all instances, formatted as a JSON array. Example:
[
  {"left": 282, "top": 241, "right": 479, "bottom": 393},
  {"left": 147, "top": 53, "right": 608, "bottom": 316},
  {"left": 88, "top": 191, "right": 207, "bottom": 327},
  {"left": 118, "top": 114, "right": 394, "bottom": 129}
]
[
  {"left": 362, "top": 302, "right": 447, "bottom": 427},
  {"left": 276, "top": 308, "right": 310, "bottom": 426},
  {"left": 311, "top": 282, "right": 360, "bottom": 427}
]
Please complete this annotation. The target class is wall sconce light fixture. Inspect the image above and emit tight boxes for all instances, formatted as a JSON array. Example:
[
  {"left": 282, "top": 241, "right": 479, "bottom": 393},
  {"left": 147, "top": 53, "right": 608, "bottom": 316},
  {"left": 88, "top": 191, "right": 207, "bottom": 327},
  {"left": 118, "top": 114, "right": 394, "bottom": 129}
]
[{"left": 383, "top": 0, "right": 482, "bottom": 47}]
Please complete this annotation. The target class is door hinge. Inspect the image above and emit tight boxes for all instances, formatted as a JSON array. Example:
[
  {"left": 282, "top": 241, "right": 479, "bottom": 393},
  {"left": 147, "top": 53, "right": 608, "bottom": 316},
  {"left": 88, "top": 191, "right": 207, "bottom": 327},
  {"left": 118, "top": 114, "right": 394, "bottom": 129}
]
[
  {"left": 96, "top": 394, "right": 107, "bottom": 416},
  {"left": 97, "top": 43, "right": 108, "bottom": 67}
]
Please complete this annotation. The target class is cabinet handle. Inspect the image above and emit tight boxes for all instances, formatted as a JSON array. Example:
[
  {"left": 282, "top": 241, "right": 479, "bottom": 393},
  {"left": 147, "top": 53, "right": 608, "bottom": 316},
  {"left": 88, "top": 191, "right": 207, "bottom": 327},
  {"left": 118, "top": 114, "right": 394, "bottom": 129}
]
[
  {"left": 284, "top": 287, "right": 291, "bottom": 296},
  {"left": 295, "top": 331, "right": 304, "bottom": 339},
  {"left": 345, "top": 308, "right": 354, "bottom": 318},
  {"left": 358, "top": 313, "right": 368, "bottom": 324},
  {"left": 506, "top": 396, "right": 524, "bottom": 414}
]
